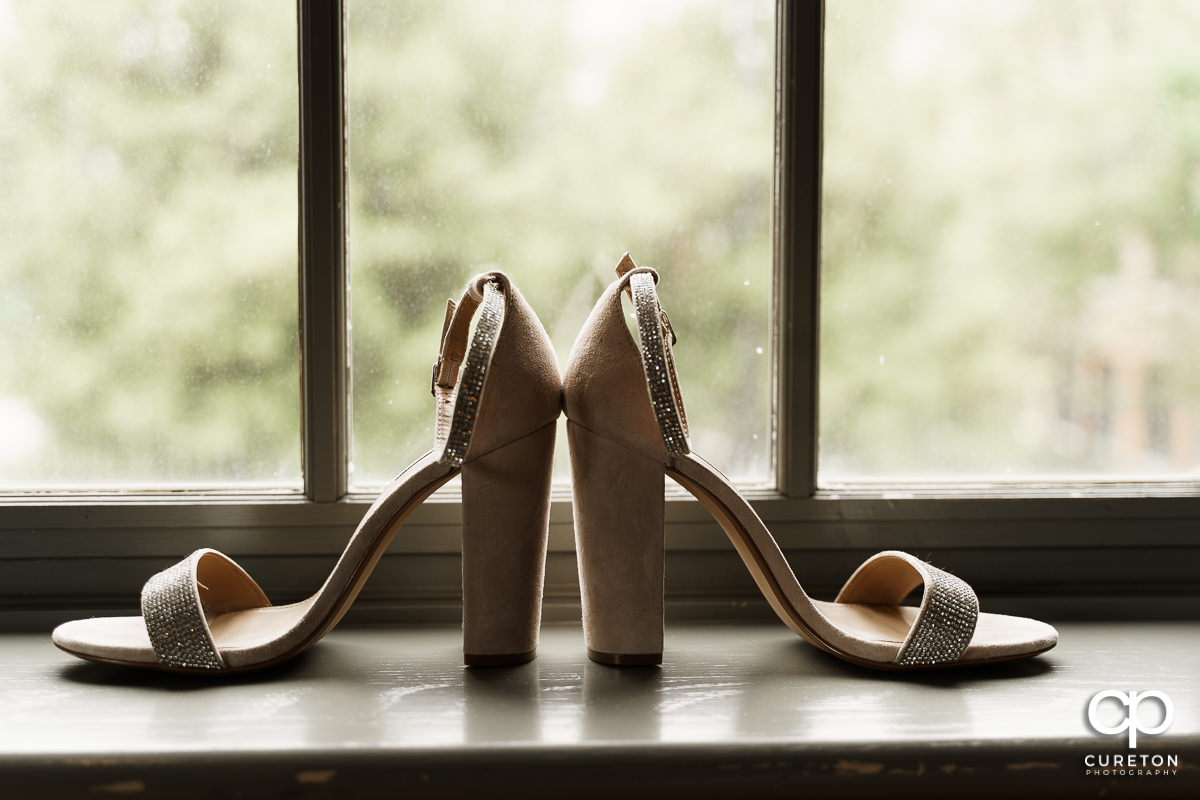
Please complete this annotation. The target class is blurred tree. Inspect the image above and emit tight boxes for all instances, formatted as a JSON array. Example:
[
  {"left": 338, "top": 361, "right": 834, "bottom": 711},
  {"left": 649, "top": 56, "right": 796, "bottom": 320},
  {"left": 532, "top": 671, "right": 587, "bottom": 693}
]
[
  {"left": 346, "top": 0, "right": 774, "bottom": 484},
  {"left": 0, "top": 0, "right": 776, "bottom": 487},
  {"left": 821, "top": 0, "right": 1200, "bottom": 478},
  {"left": 9, "top": 0, "right": 1190, "bottom": 490},
  {"left": 0, "top": 0, "right": 300, "bottom": 484}
]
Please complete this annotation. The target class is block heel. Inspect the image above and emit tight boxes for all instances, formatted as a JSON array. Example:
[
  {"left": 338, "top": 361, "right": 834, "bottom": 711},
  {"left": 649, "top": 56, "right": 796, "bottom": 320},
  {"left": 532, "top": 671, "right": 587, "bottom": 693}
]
[
  {"left": 567, "top": 420, "right": 664, "bottom": 666},
  {"left": 462, "top": 421, "right": 557, "bottom": 666}
]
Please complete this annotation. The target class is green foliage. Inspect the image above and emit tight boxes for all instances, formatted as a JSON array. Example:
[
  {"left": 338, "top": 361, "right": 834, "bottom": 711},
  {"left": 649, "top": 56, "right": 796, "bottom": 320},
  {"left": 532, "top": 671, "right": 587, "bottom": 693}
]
[
  {"left": 822, "top": 0, "right": 1200, "bottom": 477},
  {"left": 0, "top": 1, "right": 300, "bottom": 484},
  {"left": 0, "top": 0, "right": 774, "bottom": 486},
  {"left": 345, "top": 0, "right": 774, "bottom": 483},
  {"left": 9, "top": 0, "right": 1190, "bottom": 489}
]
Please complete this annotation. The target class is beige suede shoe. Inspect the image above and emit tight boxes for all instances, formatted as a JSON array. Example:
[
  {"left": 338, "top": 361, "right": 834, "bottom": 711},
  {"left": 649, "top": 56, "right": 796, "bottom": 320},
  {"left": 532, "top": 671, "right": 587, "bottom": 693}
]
[
  {"left": 563, "top": 254, "right": 1058, "bottom": 670},
  {"left": 53, "top": 271, "right": 562, "bottom": 673}
]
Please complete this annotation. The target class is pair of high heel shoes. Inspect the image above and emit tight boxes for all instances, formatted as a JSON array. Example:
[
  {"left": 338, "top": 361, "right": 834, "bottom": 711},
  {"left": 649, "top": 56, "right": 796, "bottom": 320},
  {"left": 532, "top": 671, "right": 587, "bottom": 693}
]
[{"left": 52, "top": 255, "right": 1058, "bottom": 674}]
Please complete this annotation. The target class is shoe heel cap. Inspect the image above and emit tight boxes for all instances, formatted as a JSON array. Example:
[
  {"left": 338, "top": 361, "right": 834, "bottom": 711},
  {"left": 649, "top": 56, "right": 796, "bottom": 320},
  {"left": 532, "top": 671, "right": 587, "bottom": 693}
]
[
  {"left": 464, "top": 648, "right": 537, "bottom": 667},
  {"left": 587, "top": 648, "right": 662, "bottom": 667}
]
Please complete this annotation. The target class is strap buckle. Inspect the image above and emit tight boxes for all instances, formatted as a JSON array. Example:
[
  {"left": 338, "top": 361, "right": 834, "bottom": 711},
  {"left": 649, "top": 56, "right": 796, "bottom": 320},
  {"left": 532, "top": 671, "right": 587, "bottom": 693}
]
[
  {"left": 429, "top": 359, "right": 441, "bottom": 398},
  {"left": 659, "top": 308, "right": 677, "bottom": 346}
]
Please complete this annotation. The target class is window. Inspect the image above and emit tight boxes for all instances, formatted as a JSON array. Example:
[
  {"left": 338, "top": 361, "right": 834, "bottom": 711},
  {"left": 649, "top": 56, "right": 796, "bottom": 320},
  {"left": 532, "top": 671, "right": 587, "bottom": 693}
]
[
  {"left": 2, "top": 2, "right": 1194, "bottom": 620},
  {"left": 0, "top": 1, "right": 300, "bottom": 488},
  {"left": 821, "top": 0, "right": 1200, "bottom": 483},
  {"left": 0, "top": 0, "right": 775, "bottom": 492},
  {"left": 345, "top": 0, "right": 775, "bottom": 487}
]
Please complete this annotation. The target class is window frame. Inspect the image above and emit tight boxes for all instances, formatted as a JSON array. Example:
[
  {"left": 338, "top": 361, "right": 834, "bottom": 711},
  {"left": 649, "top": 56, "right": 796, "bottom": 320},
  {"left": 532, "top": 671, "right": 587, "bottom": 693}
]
[{"left": 1, "top": 0, "right": 1197, "bottom": 629}]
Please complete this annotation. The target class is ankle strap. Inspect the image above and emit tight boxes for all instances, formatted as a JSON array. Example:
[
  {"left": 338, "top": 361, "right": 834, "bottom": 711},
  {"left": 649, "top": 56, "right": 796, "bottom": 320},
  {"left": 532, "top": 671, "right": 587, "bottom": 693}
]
[
  {"left": 433, "top": 273, "right": 508, "bottom": 466},
  {"left": 432, "top": 273, "right": 497, "bottom": 394},
  {"left": 615, "top": 256, "right": 690, "bottom": 455}
]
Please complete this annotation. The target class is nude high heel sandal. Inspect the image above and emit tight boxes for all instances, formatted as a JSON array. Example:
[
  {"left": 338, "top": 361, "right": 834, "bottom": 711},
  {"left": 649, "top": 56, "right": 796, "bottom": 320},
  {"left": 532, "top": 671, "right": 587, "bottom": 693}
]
[
  {"left": 52, "top": 271, "right": 562, "bottom": 673},
  {"left": 563, "top": 254, "right": 1059, "bottom": 669}
]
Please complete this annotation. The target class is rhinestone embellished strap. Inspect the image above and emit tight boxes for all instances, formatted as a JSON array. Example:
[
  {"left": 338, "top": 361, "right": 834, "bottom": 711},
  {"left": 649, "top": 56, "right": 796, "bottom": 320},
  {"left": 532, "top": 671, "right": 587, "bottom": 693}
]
[
  {"left": 835, "top": 550, "right": 979, "bottom": 666},
  {"left": 140, "top": 551, "right": 223, "bottom": 671},
  {"left": 895, "top": 563, "right": 979, "bottom": 666},
  {"left": 438, "top": 279, "right": 505, "bottom": 467},
  {"left": 628, "top": 271, "right": 689, "bottom": 456}
]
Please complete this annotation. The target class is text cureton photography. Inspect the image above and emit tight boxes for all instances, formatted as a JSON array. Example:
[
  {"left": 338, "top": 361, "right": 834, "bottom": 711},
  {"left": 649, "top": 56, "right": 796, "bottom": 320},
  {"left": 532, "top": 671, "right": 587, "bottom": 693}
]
[{"left": 1084, "top": 689, "right": 1180, "bottom": 778}]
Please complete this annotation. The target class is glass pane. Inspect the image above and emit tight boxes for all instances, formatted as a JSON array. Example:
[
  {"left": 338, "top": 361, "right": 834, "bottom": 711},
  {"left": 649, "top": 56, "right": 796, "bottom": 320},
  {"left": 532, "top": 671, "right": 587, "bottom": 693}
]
[
  {"left": 347, "top": 0, "right": 774, "bottom": 487},
  {"left": 821, "top": 0, "right": 1200, "bottom": 482},
  {"left": 0, "top": 2, "right": 300, "bottom": 488}
]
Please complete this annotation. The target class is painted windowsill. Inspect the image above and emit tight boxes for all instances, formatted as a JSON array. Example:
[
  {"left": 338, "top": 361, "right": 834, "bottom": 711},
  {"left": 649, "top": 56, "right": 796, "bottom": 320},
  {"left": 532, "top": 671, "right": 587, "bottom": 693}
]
[{"left": 2, "top": 622, "right": 1197, "bottom": 799}]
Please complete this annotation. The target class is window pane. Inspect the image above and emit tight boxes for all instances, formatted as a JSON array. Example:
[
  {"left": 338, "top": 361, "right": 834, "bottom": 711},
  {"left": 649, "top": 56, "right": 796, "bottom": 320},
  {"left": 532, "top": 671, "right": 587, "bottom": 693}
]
[
  {"left": 821, "top": 0, "right": 1200, "bottom": 482},
  {"left": 347, "top": 0, "right": 774, "bottom": 487},
  {"left": 0, "top": 2, "right": 300, "bottom": 488}
]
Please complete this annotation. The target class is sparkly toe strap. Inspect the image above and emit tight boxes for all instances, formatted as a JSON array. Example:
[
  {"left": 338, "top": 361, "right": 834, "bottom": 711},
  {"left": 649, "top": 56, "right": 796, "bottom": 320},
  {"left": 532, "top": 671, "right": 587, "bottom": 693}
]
[
  {"left": 140, "top": 548, "right": 270, "bottom": 671},
  {"left": 835, "top": 551, "right": 979, "bottom": 666}
]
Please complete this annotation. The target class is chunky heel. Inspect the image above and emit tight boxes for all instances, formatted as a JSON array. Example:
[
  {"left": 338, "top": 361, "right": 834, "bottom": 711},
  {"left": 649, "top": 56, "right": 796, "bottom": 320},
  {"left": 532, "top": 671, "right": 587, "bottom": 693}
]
[
  {"left": 567, "top": 420, "right": 665, "bottom": 666},
  {"left": 461, "top": 421, "right": 557, "bottom": 666}
]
